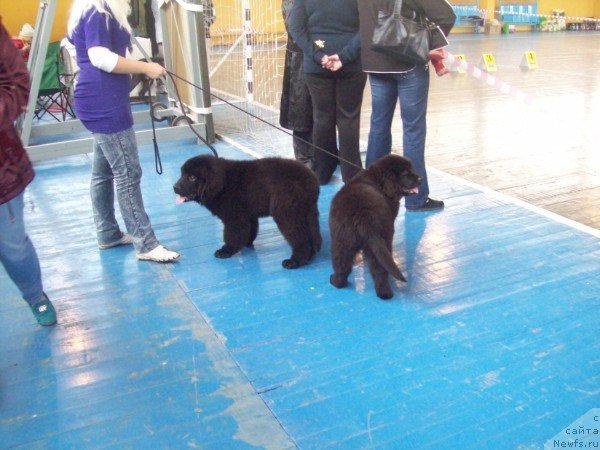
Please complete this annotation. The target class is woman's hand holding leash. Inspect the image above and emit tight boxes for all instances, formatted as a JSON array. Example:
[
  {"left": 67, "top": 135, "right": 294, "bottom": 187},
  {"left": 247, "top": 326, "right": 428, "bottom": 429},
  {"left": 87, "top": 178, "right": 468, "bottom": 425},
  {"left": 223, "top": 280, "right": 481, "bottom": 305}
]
[{"left": 144, "top": 62, "right": 166, "bottom": 79}]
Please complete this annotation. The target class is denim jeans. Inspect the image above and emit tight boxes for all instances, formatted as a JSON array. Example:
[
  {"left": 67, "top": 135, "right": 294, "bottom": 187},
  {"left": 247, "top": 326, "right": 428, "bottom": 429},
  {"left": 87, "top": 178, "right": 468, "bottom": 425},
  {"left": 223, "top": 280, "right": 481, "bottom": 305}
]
[
  {"left": 365, "top": 65, "right": 430, "bottom": 209},
  {"left": 91, "top": 127, "right": 159, "bottom": 253},
  {"left": 0, "top": 192, "right": 44, "bottom": 306}
]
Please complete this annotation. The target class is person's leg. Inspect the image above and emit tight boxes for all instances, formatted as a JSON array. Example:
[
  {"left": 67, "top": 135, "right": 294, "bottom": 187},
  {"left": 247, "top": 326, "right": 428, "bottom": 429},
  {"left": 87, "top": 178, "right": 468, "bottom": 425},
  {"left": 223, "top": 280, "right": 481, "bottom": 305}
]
[
  {"left": 0, "top": 193, "right": 43, "bottom": 304},
  {"left": 292, "top": 129, "right": 314, "bottom": 170},
  {"left": 335, "top": 71, "right": 367, "bottom": 182},
  {"left": 93, "top": 128, "right": 160, "bottom": 254},
  {"left": 91, "top": 134, "right": 127, "bottom": 247},
  {"left": 0, "top": 193, "right": 56, "bottom": 325},
  {"left": 365, "top": 73, "right": 399, "bottom": 167},
  {"left": 305, "top": 73, "right": 339, "bottom": 185},
  {"left": 397, "top": 64, "right": 432, "bottom": 209}
]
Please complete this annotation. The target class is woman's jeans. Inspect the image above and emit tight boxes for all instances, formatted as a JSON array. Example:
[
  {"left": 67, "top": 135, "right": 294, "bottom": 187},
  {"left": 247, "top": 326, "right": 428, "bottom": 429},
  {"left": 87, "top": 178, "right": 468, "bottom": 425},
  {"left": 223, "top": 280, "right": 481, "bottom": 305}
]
[
  {"left": 365, "top": 65, "right": 430, "bottom": 209},
  {"left": 0, "top": 192, "right": 44, "bottom": 306},
  {"left": 91, "top": 127, "right": 159, "bottom": 253},
  {"left": 305, "top": 71, "right": 367, "bottom": 184}
]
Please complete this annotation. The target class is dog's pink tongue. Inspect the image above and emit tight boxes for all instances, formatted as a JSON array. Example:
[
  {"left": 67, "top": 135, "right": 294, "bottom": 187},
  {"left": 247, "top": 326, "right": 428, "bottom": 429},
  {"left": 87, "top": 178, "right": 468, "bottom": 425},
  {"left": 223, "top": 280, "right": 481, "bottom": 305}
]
[
  {"left": 409, "top": 187, "right": 419, "bottom": 194},
  {"left": 175, "top": 195, "right": 187, "bottom": 205}
]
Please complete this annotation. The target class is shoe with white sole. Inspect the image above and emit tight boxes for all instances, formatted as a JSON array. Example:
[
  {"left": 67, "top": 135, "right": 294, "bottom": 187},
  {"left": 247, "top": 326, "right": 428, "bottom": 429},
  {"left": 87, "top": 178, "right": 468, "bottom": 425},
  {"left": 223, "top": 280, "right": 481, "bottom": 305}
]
[
  {"left": 137, "top": 245, "right": 180, "bottom": 262},
  {"left": 99, "top": 233, "right": 134, "bottom": 250}
]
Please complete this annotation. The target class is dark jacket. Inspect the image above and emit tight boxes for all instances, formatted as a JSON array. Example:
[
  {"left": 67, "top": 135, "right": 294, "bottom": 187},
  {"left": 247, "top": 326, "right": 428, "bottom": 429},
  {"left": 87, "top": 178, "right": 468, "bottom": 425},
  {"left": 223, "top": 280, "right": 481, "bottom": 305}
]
[
  {"left": 358, "top": 0, "right": 456, "bottom": 73},
  {"left": 0, "top": 18, "right": 34, "bottom": 205},
  {"left": 287, "top": 0, "right": 361, "bottom": 74},
  {"left": 279, "top": 0, "right": 313, "bottom": 131}
]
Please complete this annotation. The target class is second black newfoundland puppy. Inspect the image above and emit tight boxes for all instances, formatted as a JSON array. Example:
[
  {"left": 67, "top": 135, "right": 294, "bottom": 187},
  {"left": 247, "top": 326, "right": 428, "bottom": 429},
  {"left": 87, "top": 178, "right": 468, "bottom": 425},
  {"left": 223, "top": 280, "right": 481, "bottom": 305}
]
[
  {"left": 174, "top": 155, "right": 322, "bottom": 269},
  {"left": 329, "top": 154, "right": 421, "bottom": 299}
]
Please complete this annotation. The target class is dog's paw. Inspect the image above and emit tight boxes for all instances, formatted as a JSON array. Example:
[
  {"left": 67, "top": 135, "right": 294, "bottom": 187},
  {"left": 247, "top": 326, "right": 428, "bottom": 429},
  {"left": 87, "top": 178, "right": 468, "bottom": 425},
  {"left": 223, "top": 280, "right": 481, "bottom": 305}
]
[
  {"left": 282, "top": 258, "right": 300, "bottom": 269},
  {"left": 214, "top": 247, "right": 236, "bottom": 258},
  {"left": 330, "top": 274, "right": 348, "bottom": 288},
  {"left": 376, "top": 288, "right": 394, "bottom": 300}
]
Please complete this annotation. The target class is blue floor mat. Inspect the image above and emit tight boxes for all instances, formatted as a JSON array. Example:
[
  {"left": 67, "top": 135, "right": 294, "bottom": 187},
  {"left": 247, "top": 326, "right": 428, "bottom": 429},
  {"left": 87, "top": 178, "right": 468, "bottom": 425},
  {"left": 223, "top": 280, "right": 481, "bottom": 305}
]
[{"left": 1, "top": 138, "right": 598, "bottom": 449}]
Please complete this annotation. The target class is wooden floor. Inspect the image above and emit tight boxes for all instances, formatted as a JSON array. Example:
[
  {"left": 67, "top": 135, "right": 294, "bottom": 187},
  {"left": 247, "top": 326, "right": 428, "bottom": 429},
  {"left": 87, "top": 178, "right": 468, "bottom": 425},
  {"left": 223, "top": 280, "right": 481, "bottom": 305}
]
[
  {"left": 423, "top": 32, "right": 600, "bottom": 230},
  {"left": 1, "top": 31, "right": 599, "bottom": 449}
]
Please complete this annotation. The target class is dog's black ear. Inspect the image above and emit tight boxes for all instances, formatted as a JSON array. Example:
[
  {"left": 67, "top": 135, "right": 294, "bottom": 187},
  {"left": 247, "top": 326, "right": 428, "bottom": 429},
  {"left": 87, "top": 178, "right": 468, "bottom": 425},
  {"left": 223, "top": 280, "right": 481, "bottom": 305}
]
[
  {"left": 198, "top": 157, "right": 225, "bottom": 201},
  {"left": 380, "top": 173, "right": 400, "bottom": 198},
  {"left": 380, "top": 160, "right": 408, "bottom": 199}
]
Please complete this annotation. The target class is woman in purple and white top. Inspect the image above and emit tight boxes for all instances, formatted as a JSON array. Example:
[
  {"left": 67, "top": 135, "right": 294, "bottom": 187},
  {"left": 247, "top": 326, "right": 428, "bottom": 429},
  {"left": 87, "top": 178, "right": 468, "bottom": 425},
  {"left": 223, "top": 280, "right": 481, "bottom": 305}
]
[{"left": 68, "top": 0, "right": 179, "bottom": 262}]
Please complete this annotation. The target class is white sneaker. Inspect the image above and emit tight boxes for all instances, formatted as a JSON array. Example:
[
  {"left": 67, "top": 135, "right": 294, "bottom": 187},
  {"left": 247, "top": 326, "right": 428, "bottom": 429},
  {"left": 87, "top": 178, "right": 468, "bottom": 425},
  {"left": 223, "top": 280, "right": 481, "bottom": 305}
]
[
  {"left": 99, "top": 233, "right": 134, "bottom": 249},
  {"left": 137, "top": 245, "right": 180, "bottom": 262}
]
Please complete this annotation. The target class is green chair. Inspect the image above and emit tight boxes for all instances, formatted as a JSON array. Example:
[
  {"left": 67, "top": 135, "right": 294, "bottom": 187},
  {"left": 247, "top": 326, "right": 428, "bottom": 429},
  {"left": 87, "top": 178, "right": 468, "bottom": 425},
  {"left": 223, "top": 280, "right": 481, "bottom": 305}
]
[{"left": 35, "top": 41, "right": 76, "bottom": 122}]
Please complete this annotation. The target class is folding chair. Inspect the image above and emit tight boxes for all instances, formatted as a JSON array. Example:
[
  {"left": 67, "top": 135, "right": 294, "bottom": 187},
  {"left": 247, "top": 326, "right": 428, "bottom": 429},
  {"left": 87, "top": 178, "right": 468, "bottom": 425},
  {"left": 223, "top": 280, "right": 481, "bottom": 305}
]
[{"left": 34, "top": 41, "right": 76, "bottom": 122}]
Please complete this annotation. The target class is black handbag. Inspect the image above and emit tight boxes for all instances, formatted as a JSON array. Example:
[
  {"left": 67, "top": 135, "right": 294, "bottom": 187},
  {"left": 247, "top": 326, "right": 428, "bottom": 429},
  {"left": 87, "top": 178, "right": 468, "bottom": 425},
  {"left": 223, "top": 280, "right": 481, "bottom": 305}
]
[{"left": 371, "top": 0, "right": 437, "bottom": 64}]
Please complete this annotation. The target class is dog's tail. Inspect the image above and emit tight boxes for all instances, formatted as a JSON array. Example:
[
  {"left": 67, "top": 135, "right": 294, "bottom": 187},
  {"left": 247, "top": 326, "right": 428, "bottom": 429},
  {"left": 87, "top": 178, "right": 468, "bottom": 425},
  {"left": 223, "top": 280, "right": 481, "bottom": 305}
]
[
  {"left": 308, "top": 205, "right": 322, "bottom": 253},
  {"left": 367, "top": 235, "right": 406, "bottom": 282}
]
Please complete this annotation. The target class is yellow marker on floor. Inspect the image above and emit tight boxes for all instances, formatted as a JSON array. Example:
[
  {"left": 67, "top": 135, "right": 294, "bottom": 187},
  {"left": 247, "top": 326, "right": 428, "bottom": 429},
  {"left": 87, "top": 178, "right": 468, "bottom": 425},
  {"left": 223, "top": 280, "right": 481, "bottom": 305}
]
[
  {"left": 454, "top": 54, "right": 467, "bottom": 74},
  {"left": 479, "top": 53, "right": 497, "bottom": 72},
  {"left": 520, "top": 51, "right": 539, "bottom": 69}
]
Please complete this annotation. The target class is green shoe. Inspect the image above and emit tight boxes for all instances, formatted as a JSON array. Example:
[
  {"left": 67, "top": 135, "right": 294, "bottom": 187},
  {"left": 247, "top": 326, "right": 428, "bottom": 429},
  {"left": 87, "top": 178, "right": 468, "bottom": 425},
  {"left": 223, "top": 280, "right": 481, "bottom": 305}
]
[{"left": 29, "top": 294, "right": 57, "bottom": 326}]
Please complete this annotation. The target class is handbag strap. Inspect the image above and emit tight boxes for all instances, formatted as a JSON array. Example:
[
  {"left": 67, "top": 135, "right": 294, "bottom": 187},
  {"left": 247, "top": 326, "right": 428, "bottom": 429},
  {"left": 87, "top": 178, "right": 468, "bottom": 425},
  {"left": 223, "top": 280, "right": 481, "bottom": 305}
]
[
  {"left": 403, "top": 0, "right": 422, "bottom": 15},
  {"left": 393, "top": 0, "right": 422, "bottom": 21},
  {"left": 394, "top": 0, "right": 436, "bottom": 27},
  {"left": 392, "top": 0, "right": 403, "bottom": 18}
]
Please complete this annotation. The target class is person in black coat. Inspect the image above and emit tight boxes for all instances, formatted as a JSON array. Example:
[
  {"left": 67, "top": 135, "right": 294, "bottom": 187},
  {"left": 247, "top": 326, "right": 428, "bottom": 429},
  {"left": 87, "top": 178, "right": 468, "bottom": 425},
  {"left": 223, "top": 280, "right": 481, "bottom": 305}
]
[
  {"left": 279, "top": 0, "right": 314, "bottom": 170},
  {"left": 288, "top": 0, "right": 366, "bottom": 185}
]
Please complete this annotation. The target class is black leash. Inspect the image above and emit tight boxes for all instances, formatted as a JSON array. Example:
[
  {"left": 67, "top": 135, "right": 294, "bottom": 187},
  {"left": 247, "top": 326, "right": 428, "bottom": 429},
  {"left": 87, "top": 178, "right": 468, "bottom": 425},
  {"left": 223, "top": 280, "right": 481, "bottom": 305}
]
[
  {"left": 165, "top": 69, "right": 365, "bottom": 172},
  {"left": 131, "top": 35, "right": 221, "bottom": 174},
  {"left": 164, "top": 70, "right": 219, "bottom": 158},
  {"left": 146, "top": 81, "right": 163, "bottom": 175},
  {"left": 146, "top": 71, "right": 219, "bottom": 175}
]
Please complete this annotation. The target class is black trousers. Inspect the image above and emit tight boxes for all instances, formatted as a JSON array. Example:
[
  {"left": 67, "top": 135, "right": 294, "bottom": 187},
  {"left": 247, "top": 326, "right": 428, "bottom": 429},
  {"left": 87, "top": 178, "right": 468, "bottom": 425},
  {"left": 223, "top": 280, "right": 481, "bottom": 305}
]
[
  {"left": 292, "top": 130, "right": 314, "bottom": 171},
  {"left": 305, "top": 71, "right": 367, "bottom": 184}
]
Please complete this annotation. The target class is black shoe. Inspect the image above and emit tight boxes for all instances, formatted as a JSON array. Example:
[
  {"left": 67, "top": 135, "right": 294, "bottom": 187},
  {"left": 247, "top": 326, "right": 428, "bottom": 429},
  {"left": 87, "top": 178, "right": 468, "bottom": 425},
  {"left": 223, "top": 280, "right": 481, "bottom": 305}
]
[{"left": 406, "top": 197, "right": 445, "bottom": 212}]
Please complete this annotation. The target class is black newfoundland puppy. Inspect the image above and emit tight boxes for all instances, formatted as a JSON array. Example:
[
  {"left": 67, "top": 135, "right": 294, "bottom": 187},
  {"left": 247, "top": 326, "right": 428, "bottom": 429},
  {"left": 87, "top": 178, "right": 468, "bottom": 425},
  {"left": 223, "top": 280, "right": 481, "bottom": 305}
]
[
  {"left": 329, "top": 154, "right": 422, "bottom": 299},
  {"left": 174, "top": 155, "right": 322, "bottom": 269}
]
